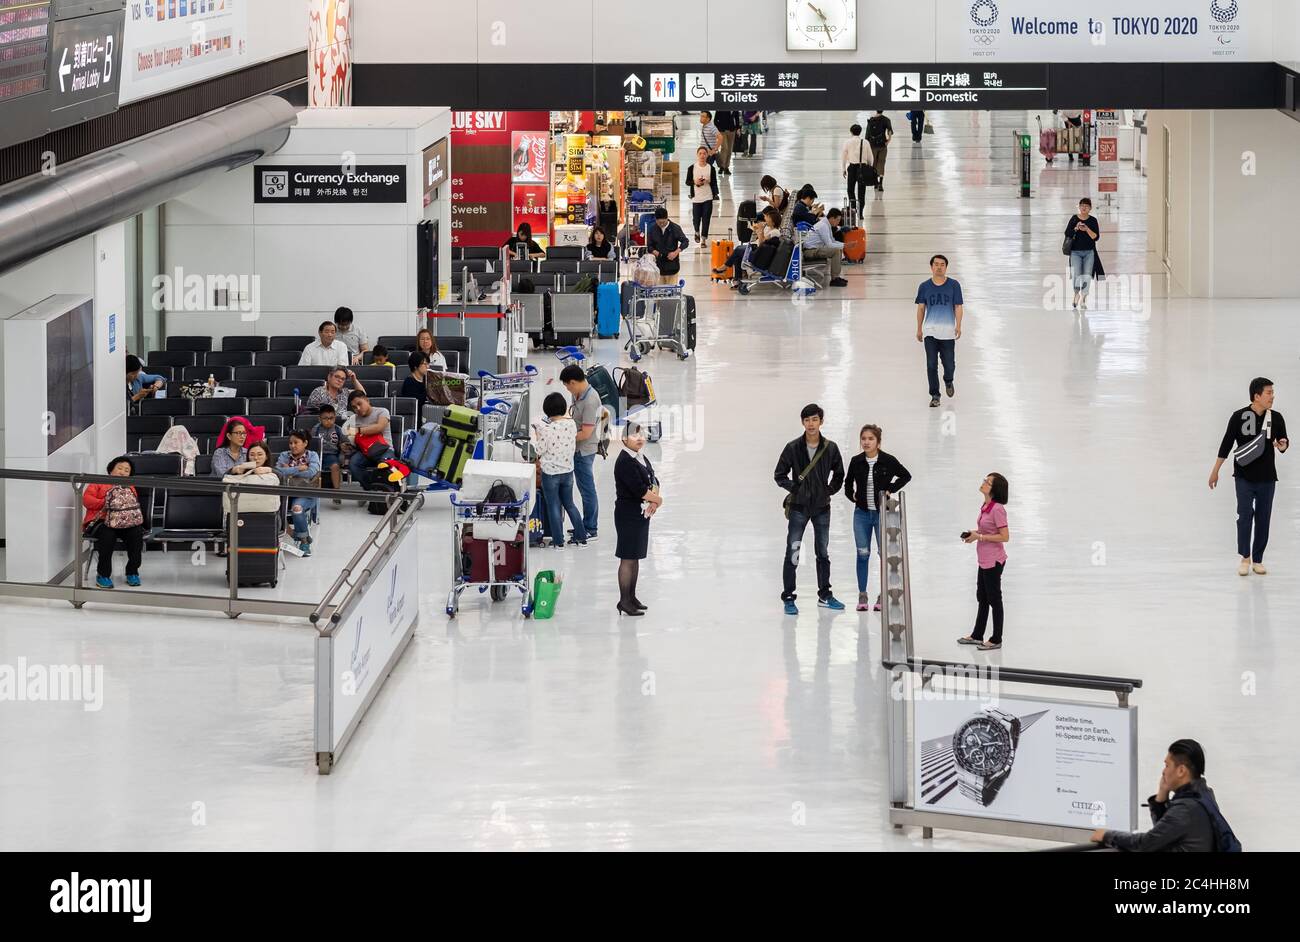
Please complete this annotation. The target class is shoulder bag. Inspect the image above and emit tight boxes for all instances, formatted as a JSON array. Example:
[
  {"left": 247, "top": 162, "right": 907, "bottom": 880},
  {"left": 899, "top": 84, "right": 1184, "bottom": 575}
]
[
  {"left": 783, "top": 443, "right": 828, "bottom": 519},
  {"left": 1234, "top": 409, "right": 1272, "bottom": 467}
]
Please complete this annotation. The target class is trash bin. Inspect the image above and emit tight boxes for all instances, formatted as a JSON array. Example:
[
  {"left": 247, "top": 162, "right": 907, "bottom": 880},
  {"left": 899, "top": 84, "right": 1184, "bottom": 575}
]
[{"left": 533, "top": 570, "right": 562, "bottom": 620}]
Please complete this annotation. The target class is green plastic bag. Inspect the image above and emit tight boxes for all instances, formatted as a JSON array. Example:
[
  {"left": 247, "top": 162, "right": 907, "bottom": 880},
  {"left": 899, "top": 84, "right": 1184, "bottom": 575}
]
[{"left": 533, "top": 570, "right": 562, "bottom": 620}]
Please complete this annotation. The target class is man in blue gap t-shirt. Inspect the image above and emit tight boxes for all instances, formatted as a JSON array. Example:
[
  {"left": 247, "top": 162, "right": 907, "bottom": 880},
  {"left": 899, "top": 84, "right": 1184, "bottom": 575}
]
[{"left": 915, "top": 254, "right": 965, "bottom": 407}]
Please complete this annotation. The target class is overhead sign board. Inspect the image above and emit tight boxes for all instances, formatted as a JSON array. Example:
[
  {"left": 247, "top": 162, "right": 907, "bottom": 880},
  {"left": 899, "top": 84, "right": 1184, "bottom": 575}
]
[
  {"left": 255, "top": 165, "right": 408, "bottom": 205},
  {"left": 118, "top": 0, "right": 248, "bottom": 105},
  {"left": 422, "top": 137, "right": 448, "bottom": 206},
  {"left": 47, "top": 9, "right": 123, "bottom": 116},
  {"left": 0, "top": 0, "right": 53, "bottom": 104}
]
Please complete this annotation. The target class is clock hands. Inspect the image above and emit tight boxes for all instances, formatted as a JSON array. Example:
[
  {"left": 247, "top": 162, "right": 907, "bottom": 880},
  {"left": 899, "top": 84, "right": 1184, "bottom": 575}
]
[{"left": 807, "top": 3, "right": 836, "bottom": 44}]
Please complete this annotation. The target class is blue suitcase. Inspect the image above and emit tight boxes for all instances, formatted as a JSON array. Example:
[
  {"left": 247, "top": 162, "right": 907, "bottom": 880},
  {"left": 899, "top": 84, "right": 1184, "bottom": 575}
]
[
  {"left": 596, "top": 281, "right": 621, "bottom": 338},
  {"left": 404, "top": 420, "right": 444, "bottom": 475}
]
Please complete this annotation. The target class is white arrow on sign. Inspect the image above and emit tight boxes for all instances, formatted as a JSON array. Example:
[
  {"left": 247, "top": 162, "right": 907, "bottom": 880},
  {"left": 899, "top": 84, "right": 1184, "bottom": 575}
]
[
  {"left": 624, "top": 74, "right": 642, "bottom": 95},
  {"left": 863, "top": 73, "right": 884, "bottom": 95},
  {"left": 59, "top": 47, "right": 71, "bottom": 92}
]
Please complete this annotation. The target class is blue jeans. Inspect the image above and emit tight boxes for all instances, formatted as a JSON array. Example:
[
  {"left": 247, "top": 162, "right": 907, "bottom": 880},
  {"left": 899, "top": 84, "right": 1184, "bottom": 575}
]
[
  {"left": 1070, "top": 249, "right": 1095, "bottom": 294},
  {"left": 782, "top": 506, "right": 831, "bottom": 602},
  {"left": 1235, "top": 478, "right": 1276, "bottom": 562},
  {"left": 923, "top": 336, "right": 955, "bottom": 398},
  {"left": 349, "top": 445, "right": 394, "bottom": 485},
  {"left": 289, "top": 496, "right": 318, "bottom": 540},
  {"left": 853, "top": 507, "right": 881, "bottom": 594},
  {"left": 573, "top": 451, "right": 598, "bottom": 534},
  {"left": 542, "top": 471, "right": 587, "bottom": 544}
]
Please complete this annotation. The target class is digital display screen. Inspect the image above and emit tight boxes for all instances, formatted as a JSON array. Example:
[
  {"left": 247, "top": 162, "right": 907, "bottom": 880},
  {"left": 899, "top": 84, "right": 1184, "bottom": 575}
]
[
  {"left": 45, "top": 298, "right": 95, "bottom": 455},
  {"left": 0, "top": 0, "right": 51, "bottom": 103}
]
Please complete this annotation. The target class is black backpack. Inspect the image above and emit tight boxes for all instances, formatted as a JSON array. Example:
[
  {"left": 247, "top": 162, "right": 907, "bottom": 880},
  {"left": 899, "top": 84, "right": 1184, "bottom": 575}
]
[
  {"left": 477, "top": 479, "right": 517, "bottom": 518},
  {"left": 617, "top": 367, "right": 653, "bottom": 409},
  {"left": 1189, "top": 789, "right": 1243, "bottom": 852},
  {"left": 867, "top": 117, "right": 888, "bottom": 147}
]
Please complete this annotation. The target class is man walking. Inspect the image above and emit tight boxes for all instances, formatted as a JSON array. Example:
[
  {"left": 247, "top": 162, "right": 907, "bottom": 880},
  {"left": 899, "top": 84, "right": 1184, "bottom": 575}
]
[
  {"left": 915, "top": 254, "right": 964, "bottom": 407},
  {"left": 1091, "top": 739, "right": 1240, "bottom": 852},
  {"left": 1209, "top": 377, "right": 1289, "bottom": 575},
  {"left": 841, "top": 123, "right": 874, "bottom": 213},
  {"left": 866, "top": 111, "right": 893, "bottom": 191},
  {"left": 714, "top": 110, "right": 737, "bottom": 175},
  {"left": 774, "top": 404, "right": 846, "bottom": 614},
  {"left": 561, "top": 364, "right": 603, "bottom": 541},
  {"left": 699, "top": 111, "right": 720, "bottom": 164}
]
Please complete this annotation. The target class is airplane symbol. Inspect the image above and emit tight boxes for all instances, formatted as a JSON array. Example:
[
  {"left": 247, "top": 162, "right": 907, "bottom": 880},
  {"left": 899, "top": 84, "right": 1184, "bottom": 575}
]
[
  {"left": 891, "top": 72, "right": 921, "bottom": 102},
  {"left": 624, "top": 73, "right": 642, "bottom": 95},
  {"left": 896, "top": 77, "right": 916, "bottom": 95}
]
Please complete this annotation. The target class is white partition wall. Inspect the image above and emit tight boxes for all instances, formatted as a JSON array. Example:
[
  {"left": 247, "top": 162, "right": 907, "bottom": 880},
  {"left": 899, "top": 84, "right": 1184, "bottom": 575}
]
[{"left": 163, "top": 107, "right": 452, "bottom": 342}]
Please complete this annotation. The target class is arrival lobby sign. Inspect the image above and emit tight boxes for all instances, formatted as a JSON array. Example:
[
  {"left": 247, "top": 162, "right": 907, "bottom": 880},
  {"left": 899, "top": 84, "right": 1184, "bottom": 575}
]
[{"left": 913, "top": 693, "right": 1137, "bottom": 830}]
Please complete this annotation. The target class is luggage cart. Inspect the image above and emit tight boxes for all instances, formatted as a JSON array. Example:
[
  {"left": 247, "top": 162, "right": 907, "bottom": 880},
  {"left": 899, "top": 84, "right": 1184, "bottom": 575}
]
[
  {"left": 447, "top": 493, "right": 534, "bottom": 617},
  {"left": 624, "top": 279, "right": 690, "bottom": 361},
  {"left": 477, "top": 366, "right": 538, "bottom": 460},
  {"left": 622, "top": 198, "right": 666, "bottom": 257}
]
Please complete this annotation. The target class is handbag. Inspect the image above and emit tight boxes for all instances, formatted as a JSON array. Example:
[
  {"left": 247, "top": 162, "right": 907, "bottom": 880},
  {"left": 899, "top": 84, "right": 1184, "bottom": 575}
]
[
  {"left": 782, "top": 443, "right": 828, "bottom": 520},
  {"left": 1062, "top": 234, "right": 1074, "bottom": 256},
  {"left": 103, "top": 486, "right": 144, "bottom": 529},
  {"left": 426, "top": 370, "right": 469, "bottom": 407},
  {"left": 1234, "top": 410, "right": 1272, "bottom": 467}
]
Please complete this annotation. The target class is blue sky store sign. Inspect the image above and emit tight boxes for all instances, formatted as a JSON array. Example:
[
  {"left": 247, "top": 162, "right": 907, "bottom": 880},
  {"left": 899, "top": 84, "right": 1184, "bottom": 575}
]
[{"left": 941, "top": 0, "right": 1250, "bottom": 61}]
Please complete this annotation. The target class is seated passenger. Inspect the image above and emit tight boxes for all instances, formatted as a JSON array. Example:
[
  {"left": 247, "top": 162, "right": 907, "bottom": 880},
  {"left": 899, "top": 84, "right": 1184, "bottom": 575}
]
[
  {"left": 211, "top": 418, "right": 251, "bottom": 477},
  {"left": 307, "top": 366, "right": 367, "bottom": 415},
  {"left": 402, "top": 351, "right": 430, "bottom": 413},
  {"left": 345, "top": 391, "right": 393, "bottom": 485},
  {"left": 82, "top": 455, "right": 146, "bottom": 589},
  {"left": 587, "top": 225, "right": 615, "bottom": 259},
  {"left": 714, "top": 207, "right": 781, "bottom": 287},
  {"left": 227, "top": 441, "right": 278, "bottom": 481},
  {"left": 370, "top": 344, "right": 393, "bottom": 369},
  {"left": 415, "top": 328, "right": 448, "bottom": 371},
  {"left": 299, "top": 320, "right": 352, "bottom": 368},
  {"left": 801, "top": 206, "right": 849, "bottom": 288},
  {"left": 504, "top": 222, "right": 545, "bottom": 261},
  {"left": 126, "top": 354, "right": 167, "bottom": 407},
  {"left": 792, "top": 184, "right": 823, "bottom": 229},
  {"left": 277, "top": 430, "right": 322, "bottom": 557},
  {"left": 312, "top": 404, "right": 345, "bottom": 500}
]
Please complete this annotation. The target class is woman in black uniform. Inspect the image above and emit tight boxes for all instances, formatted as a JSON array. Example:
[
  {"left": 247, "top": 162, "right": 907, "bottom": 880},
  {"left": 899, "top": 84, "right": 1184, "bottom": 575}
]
[{"left": 614, "top": 423, "right": 663, "bottom": 616}]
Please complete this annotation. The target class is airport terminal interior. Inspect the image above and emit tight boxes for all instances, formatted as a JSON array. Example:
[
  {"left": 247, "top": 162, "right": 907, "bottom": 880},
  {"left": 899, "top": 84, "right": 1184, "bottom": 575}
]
[{"left": 1, "top": 1, "right": 1299, "bottom": 856}]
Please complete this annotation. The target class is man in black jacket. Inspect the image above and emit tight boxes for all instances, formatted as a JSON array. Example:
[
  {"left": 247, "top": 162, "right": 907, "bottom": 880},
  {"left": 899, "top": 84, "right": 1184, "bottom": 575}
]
[
  {"left": 646, "top": 207, "right": 690, "bottom": 285},
  {"left": 774, "top": 404, "right": 846, "bottom": 614},
  {"left": 1092, "top": 739, "right": 1238, "bottom": 852},
  {"left": 714, "top": 109, "right": 737, "bottom": 175}
]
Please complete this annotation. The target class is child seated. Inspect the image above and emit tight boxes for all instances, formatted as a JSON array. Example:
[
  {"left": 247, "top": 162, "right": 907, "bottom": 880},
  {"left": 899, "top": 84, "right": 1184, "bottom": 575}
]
[{"left": 312, "top": 404, "right": 345, "bottom": 501}]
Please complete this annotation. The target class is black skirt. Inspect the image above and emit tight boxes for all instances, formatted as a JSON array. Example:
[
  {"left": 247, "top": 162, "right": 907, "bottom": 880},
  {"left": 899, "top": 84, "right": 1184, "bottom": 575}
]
[{"left": 614, "top": 500, "right": 650, "bottom": 560}]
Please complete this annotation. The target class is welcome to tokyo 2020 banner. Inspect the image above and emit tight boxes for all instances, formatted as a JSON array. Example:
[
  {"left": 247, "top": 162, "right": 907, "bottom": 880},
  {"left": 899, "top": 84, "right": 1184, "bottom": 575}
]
[{"left": 938, "top": 0, "right": 1251, "bottom": 62}]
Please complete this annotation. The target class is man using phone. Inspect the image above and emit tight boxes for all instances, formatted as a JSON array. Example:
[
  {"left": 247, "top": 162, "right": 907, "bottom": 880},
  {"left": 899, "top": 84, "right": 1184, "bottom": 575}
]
[{"left": 1209, "top": 377, "right": 1288, "bottom": 576}]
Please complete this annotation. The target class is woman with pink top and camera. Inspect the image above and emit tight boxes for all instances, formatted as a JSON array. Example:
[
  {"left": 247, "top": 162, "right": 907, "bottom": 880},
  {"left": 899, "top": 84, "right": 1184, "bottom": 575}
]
[{"left": 958, "top": 472, "right": 1010, "bottom": 651}]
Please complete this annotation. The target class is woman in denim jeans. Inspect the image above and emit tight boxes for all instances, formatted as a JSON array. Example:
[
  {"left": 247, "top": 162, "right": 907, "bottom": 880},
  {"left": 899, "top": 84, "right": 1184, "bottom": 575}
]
[
  {"left": 276, "top": 431, "right": 321, "bottom": 557},
  {"left": 843, "top": 425, "right": 912, "bottom": 612},
  {"left": 530, "top": 392, "right": 587, "bottom": 548},
  {"left": 1064, "top": 197, "right": 1100, "bottom": 310}
]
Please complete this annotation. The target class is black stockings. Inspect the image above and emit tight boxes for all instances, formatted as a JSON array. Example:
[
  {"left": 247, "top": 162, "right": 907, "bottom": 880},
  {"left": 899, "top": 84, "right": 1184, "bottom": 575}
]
[{"left": 618, "top": 559, "right": 640, "bottom": 608}]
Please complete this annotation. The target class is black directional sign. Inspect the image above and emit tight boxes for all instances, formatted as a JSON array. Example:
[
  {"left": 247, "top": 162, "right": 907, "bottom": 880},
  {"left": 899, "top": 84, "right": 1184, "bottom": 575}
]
[{"left": 47, "top": 9, "right": 123, "bottom": 116}]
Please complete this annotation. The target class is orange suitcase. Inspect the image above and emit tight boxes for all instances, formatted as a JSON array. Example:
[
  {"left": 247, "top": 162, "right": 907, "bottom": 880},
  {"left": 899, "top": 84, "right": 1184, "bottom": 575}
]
[
  {"left": 710, "top": 229, "right": 735, "bottom": 281},
  {"left": 843, "top": 227, "right": 867, "bottom": 263}
]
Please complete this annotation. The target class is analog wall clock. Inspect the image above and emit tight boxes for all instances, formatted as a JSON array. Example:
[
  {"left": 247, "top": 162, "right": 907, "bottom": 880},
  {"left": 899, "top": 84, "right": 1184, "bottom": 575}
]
[{"left": 787, "top": 0, "right": 857, "bottom": 51}]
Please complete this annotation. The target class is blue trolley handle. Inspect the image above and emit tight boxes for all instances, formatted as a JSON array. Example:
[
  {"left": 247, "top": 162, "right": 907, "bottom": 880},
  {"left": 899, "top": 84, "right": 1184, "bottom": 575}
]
[
  {"left": 478, "top": 364, "right": 539, "bottom": 380},
  {"left": 554, "top": 345, "right": 586, "bottom": 364}
]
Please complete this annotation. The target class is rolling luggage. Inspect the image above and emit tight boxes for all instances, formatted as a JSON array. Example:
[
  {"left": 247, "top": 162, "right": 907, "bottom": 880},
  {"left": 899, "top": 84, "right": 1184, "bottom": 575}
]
[
  {"left": 620, "top": 279, "right": 636, "bottom": 319},
  {"left": 710, "top": 229, "right": 735, "bottom": 281},
  {"left": 405, "top": 421, "right": 444, "bottom": 475},
  {"left": 436, "top": 404, "right": 480, "bottom": 486},
  {"left": 230, "top": 512, "right": 279, "bottom": 587},
  {"left": 461, "top": 533, "right": 526, "bottom": 583},
  {"left": 585, "top": 363, "right": 620, "bottom": 412},
  {"left": 596, "top": 281, "right": 621, "bottom": 338},
  {"left": 736, "top": 200, "right": 757, "bottom": 243},
  {"left": 841, "top": 208, "right": 867, "bottom": 264}
]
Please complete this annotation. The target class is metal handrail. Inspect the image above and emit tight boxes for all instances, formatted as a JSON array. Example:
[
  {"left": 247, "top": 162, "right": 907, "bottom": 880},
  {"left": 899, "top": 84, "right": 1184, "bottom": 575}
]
[
  {"left": 0, "top": 466, "right": 421, "bottom": 502},
  {"left": 882, "top": 657, "right": 1143, "bottom": 695},
  {"left": 898, "top": 490, "right": 915, "bottom": 661},
  {"left": 311, "top": 491, "right": 422, "bottom": 628}
]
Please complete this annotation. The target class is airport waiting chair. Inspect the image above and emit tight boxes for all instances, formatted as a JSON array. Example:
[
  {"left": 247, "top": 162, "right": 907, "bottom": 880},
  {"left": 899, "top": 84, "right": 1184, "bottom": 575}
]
[
  {"left": 145, "top": 350, "right": 197, "bottom": 369},
  {"left": 165, "top": 336, "right": 212, "bottom": 352},
  {"left": 255, "top": 350, "right": 302, "bottom": 368},
  {"left": 234, "top": 365, "right": 285, "bottom": 383},
  {"left": 462, "top": 247, "right": 499, "bottom": 261},
  {"left": 149, "top": 493, "right": 226, "bottom": 554},
  {"left": 269, "top": 335, "right": 315, "bottom": 351},
  {"left": 509, "top": 259, "right": 534, "bottom": 274},
  {"left": 245, "top": 415, "right": 285, "bottom": 436},
  {"left": 127, "top": 414, "right": 172, "bottom": 436},
  {"left": 546, "top": 246, "right": 584, "bottom": 261},
  {"left": 250, "top": 397, "right": 298, "bottom": 417},
  {"left": 284, "top": 365, "right": 331, "bottom": 380},
  {"left": 539, "top": 259, "right": 579, "bottom": 275},
  {"left": 140, "top": 398, "right": 192, "bottom": 417},
  {"left": 276, "top": 378, "right": 324, "bottom": 398},
  {"left": 352, "top": 365, "right": 397, "bottom": 383},
  {"left": 376, "top": 335, "right": 418, "bottom": 352},
  {"left": 579, "top": 260, "right": 617, "bottom": 279},
  {"left": 177, "top": 415, "right": 230, "bottom": 436},
  {"left": 221, "top": 335, "right": 270, "bottom": 352},
  {"left": 193, "top": 397, "right": 248, "bottom": 415},
  {"left": 195, "top": 455, "right": 213, "bottom": 477},
  {"left": 203, "top": 350, "right": 255, "bottom": 369},
  {"left": 232, "top": 380, "right": 271, "bottom": 400},
  {"left": 181, "top": 365, "right": 233, "bottom": 384}
]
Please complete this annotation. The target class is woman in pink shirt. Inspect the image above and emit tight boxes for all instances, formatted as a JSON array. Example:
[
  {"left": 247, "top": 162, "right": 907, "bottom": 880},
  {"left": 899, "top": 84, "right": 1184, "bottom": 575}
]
[{"left": 958, "top": 472, "right": 1010, "bottom": 650}]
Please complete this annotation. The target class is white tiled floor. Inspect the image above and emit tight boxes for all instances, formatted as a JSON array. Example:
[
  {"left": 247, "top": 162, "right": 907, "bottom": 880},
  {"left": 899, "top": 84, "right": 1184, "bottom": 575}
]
[{"left": 2, "top": 111, "right": 1297, "bottom": 851}]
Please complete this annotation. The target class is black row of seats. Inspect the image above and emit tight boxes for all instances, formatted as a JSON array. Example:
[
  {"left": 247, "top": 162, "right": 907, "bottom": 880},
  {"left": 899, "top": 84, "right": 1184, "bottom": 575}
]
[
  {"left": 149, "top": 335, "right": 467, "bottom": 373},
  {"left": 452, "top": 258, "right": 615, "bottom": 276},
  {"left": 451, "top": 246, "right": 591, "bottom": 262},
  {"left": 130, "top": 399, "right": 416, "bottom": 433},
  {"left": 163, "top": 334, "right": 429, "bottom": 353}
]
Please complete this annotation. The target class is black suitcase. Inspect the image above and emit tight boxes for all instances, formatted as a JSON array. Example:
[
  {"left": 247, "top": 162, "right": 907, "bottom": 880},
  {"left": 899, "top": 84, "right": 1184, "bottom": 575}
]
[
  {"left": 620, "top": 280, "right": 635, "bottom": 319},
  {"left": 656, "top": 295, "right": 698, "bottom": 353},
  {"left": 230, "top": 512, "right": 280, "bottom": 587},
  {"left": 683, "top": 294, "right": 697, "bottom": 351}
]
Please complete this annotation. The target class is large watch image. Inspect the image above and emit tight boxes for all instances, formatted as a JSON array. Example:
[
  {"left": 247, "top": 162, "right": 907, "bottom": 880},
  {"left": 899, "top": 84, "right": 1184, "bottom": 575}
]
[{"left": 952, "top": 707, "right": 1022, "bottom": 807}]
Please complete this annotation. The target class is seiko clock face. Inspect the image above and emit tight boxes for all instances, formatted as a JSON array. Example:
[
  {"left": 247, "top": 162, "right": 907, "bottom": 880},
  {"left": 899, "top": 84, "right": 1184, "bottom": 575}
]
[
  {"left": 952, "top": 717, "right": 1013, "bottom": 775},
  {"left": 787, "top": 0, "right": 857, "bottom": 51}
]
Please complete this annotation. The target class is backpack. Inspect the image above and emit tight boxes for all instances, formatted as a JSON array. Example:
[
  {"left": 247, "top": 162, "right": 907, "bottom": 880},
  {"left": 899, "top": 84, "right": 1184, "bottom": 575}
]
[
  {"left": 1189, "top": 789, "right": 1243, "bottom": 852},
  {"left": 477, "top": 479, "right": 518, "bottom": 522},
  {"left": 616, "top": 366, "right": 654, "bottom": 409},
  {"left": 104, "top": 486, "right": 144, "bottom": 529},
  {"left": 570, "top": 273, "right": 595, "bottom": 294},
  {"left": 867, "top": 117, "right": 888, "bottom": 147}
]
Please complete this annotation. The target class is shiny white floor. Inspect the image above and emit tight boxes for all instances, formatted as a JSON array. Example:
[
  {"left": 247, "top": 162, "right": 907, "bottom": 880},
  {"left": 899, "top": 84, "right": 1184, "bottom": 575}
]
[{"left": 1, "top": 111, "right": 1297, "bottom": 851}]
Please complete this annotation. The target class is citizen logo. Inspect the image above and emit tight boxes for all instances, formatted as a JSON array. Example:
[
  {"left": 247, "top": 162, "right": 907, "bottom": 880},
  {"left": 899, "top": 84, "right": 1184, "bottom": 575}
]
[{"left": 1072, "top": 800, "right": 1104, "bottom": 811}]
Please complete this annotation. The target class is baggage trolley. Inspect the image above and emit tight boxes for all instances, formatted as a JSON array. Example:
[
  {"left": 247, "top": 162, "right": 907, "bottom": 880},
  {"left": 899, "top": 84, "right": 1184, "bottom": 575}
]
[
  {"left": 624, "top": 279, "right": 690, "bottom": 361},
  {"left": 477, "top": 365, "right": 538, "bottom": 460},
  {"left": 447, "top": 493, "right": 534, "bottom": 617}
]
